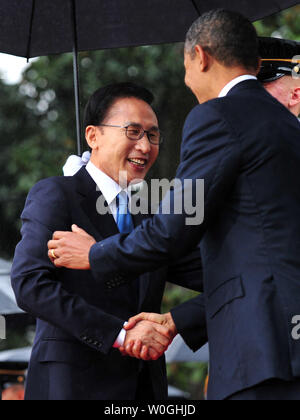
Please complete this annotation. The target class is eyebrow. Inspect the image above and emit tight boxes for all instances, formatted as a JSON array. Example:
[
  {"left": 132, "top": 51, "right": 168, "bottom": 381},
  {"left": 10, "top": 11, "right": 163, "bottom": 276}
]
[{"left": 125, "top": 122, "right": 160, "bottom": 131}]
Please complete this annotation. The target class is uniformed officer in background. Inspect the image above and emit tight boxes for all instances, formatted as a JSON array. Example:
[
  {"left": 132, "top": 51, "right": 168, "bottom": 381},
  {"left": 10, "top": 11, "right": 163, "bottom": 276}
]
[
  {"left": 0, "top": 361, "right": 26, "bottom": 400},
  {"left": 258, "top": 37, "right": 300, "bottom": 118}
]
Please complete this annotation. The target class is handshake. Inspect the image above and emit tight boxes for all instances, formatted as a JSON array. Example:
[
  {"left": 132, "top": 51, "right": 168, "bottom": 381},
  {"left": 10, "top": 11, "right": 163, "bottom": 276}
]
[{"left": 119, "top": 312, "right": 178, "bottom": 361}]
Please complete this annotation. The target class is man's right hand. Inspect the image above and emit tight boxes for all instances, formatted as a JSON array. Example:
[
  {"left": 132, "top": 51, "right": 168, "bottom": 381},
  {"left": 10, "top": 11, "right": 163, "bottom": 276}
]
[
  {"left": 126, "top": 312, "right": 178, "bottom": 340},
  {"left": 120, "top": 320, "right": 173, "bottom": 361}
]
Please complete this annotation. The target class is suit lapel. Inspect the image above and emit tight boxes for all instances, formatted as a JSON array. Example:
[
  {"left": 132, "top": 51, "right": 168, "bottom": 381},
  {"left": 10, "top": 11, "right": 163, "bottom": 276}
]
[
  {"left": 75, "top": 168, "right": 150, "bottom": 309},
  {"left": 132, "top": 211, "right": 144, "bottom": 229},
  {"left": 74, "top": 167, "right": 119, "bottom": 242}
]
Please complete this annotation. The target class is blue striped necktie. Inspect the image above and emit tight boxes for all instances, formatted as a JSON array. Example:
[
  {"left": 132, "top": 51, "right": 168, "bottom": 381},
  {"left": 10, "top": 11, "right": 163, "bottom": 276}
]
[
  {"left": 116, "top": 191, "right": 139, "bottom": 307},
  {"left": 116, "top": 191, "right": 134, "bottom": 234}
]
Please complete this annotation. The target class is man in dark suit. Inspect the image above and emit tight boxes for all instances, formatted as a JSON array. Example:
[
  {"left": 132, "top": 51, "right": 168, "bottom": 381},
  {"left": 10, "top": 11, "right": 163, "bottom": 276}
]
[
  {"left": 122, "top": 34, "right": 300, "bottom": 379},
  {"left": 49, "top": 10, "right": 300, "bottom": 400},
  {"left": 11, "top": 83, "right": 203, "bottom": 400}
]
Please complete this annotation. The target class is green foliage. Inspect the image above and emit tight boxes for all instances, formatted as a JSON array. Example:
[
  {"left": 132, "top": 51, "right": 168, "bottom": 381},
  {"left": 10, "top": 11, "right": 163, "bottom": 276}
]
[
  {"left": 167, "top": 362, "right": 208, "bottom": 400},
  {"left": 0, "top": 329, "right": 33, "bottom": 352},
  {"left": 0, "top": 5, "right": 298, "bottom": 398},
  {"left": 255, "top": 5, "right": 300, "bottom": 39}
]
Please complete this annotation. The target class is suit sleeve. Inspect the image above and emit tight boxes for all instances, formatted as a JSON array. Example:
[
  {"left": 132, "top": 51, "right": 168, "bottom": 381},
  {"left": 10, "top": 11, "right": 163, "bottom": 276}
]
[
  {"left": 167, "top": 247, "right": 203, "bottom": 292},
  {"left": 166, "top": 248, "right": 208, "bottom": 350},
  {"left": 171, "top": 295, "right": 208, "bottom": 352},
  {"left": 90, "top": 102, "right": 240, "bottom": 279},
  {"left": 11, "top": 179, "right": 124, "bottom": 355}
]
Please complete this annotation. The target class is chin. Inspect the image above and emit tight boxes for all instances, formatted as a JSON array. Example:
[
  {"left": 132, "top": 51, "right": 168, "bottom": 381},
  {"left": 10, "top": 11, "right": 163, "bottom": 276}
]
[{"left": 128, "top": 172, "right": 147, "bottom": 185}]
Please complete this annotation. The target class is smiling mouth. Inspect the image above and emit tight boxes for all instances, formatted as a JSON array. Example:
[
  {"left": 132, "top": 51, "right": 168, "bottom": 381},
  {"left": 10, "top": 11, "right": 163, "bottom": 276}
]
[{"left": 128, "top": 158, "right": 148, "bottom": 168}]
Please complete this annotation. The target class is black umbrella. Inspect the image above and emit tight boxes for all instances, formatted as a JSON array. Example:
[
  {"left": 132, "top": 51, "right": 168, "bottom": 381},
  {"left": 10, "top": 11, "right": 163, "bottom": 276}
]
[{"left": 1, "top": 0, "right": 298, "bottom": 154}]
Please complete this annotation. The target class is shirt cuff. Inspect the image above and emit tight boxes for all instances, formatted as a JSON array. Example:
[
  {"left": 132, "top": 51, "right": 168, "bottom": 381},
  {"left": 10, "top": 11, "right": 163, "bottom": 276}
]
[{"left": 113, "top": 322, "right": 128, "bottom": 348}]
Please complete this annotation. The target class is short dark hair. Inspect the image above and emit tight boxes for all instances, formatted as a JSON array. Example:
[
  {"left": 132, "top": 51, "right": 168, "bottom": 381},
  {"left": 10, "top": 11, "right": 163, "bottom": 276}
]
[
  {"left": 84, "top": 82, "right": 154, "bottom": 128},
  {"left": 185, "top": 9, "right": 259, "bottom": 72}
]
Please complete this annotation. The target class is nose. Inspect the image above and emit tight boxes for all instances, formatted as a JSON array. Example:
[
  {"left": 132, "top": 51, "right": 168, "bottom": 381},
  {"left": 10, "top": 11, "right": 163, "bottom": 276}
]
[{"left": 135, "top": 133, "right": 151, "bottom": 154}]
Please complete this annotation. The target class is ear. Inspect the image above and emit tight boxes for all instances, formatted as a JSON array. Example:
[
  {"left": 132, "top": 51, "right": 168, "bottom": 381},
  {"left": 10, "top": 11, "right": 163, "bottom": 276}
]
[
  {"left": 194, "top": 45, "right": 210, "bottom": 72},
  {"left": 256, "top": 58, "right": 262, "bottom": 76},
  {"left": 85, "top": 126, "right": 98, "bottom": 150},
  {"left": 289, "top": 86, "right": 300, "bottom": 107}
]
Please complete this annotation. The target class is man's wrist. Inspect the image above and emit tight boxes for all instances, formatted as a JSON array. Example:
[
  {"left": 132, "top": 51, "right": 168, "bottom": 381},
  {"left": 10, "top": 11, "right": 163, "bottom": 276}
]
[
  {"left": 113, "top": 322, "right": 128, "bottom": 348},
  {"left": 165, "top": 312, "right": 178, "bottom": 338}
]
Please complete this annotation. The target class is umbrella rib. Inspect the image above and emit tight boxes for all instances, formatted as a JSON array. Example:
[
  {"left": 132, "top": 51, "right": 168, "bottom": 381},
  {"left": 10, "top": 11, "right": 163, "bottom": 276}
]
[
  {"left": 190, "top": 0, "right": 201, "bottom": 17},
  {"left": 26, "top": 0, "right": 36, "bottom": 61},
  {"left": 70, "top": 0, "right": 83, "bottom": 156}
]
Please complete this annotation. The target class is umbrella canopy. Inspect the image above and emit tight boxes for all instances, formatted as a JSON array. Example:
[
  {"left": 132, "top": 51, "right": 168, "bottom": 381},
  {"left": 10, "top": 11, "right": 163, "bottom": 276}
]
[
  {"left": 1, "top": 0, "right": 299, "bottom": 58},
  {"left": 0, "top": 259, "right": 23, "bottom": 315},
  {"left": 166, "top": 335, "right": 209, "bottom": 363},
  {"left": 0, "top": 0, "right": 298, "bottom": 154}
]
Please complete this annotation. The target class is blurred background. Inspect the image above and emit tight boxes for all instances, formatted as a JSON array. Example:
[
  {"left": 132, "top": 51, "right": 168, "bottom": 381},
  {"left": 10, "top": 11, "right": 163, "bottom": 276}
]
[{"left": 0, "top": 5, "right": 299, "bottom": 400}]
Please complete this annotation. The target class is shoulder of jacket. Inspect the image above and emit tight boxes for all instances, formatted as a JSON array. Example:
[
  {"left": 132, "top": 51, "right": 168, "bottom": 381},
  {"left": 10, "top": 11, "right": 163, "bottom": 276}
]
[
  {"left": 28, "top": 176, "right": 75, "bottom": 200},
  {"left": 186, "top": 100, "right": 224, "bottom": 120}
]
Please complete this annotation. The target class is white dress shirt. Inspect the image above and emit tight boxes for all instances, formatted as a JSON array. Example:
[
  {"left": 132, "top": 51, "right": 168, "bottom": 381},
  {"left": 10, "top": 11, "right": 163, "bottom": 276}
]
[
  {"left": 86, "top": 161, "right": 124, "bottom": 222},
  {"left": 218, "top": 75, "right": 257, "bottom": 98},
  {"left": 86, "top": 161, "right": 129, "bottom": 348}
]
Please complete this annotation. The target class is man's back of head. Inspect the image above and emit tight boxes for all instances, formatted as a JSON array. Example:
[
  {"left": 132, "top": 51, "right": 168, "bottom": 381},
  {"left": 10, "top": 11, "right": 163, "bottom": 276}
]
[
  {"left": 184, "top": 9, "right": 260, "bottom": 103},
  {"left": 185, "top": 9, "right": 259, "bottom": 71}
]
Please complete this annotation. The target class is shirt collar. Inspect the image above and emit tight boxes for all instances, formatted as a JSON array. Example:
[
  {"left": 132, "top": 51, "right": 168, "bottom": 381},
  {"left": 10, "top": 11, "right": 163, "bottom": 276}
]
[
  {"left": 86, "top": 161, "right": 123, "bottom": 206},
  {"left": 218, "top": 75, "right": 257, "bottom": 98}
]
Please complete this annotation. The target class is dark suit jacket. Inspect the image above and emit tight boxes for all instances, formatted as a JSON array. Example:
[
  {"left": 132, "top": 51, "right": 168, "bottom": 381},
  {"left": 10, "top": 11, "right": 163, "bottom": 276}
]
[
  {"left": 89, "top": 80, "right": 300, "bottom": 400},
  {"left": 11, "top": 167, "right": 203, "bottom": 400}
]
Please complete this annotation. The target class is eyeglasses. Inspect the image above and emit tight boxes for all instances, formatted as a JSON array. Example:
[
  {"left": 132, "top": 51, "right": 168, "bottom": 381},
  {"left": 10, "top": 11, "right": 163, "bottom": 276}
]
[{"left": 98, "top": 124, "right": 163, "bottom": 145}]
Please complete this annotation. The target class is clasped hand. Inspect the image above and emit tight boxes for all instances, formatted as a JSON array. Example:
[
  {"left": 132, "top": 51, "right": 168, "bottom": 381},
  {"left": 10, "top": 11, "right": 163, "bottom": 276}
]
[
  {"left": 119, "top": 312, "right": 178, "bottom": 361},
  {"left": 47, "top": 228, "right": 178, "bottom": 361}
]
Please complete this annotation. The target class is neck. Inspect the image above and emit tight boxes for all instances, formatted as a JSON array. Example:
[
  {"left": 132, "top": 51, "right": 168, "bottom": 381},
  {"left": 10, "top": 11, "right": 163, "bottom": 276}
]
[
  {"left": 89, "top": 156, "right": 130, "bottom": 188},
  {"left": 90, "top": 155, "right": 102, "bottom": 171},
  {"left": 197, "top": 66, "right": 256, "bottom": 103},
  {"left": 291, "top": 105, "right": 300, "bottom": 118}
]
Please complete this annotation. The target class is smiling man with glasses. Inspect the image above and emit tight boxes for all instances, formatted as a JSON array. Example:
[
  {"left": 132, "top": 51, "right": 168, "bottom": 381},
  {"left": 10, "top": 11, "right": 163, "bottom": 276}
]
[
  {"left": 83, "top": 84, "right": 160, "bottom": 188},
  {"left": 11, "top": 82, "right": 203, "bottom": 400}
]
